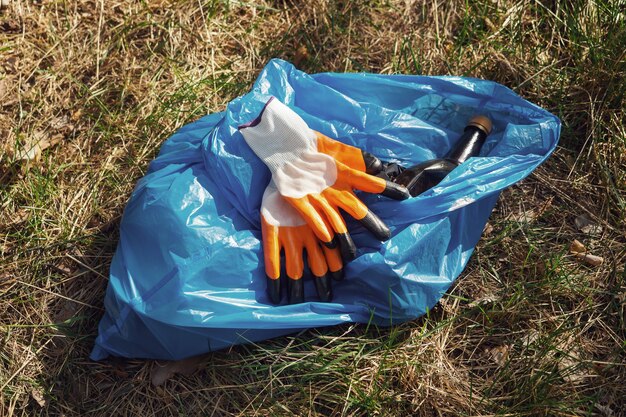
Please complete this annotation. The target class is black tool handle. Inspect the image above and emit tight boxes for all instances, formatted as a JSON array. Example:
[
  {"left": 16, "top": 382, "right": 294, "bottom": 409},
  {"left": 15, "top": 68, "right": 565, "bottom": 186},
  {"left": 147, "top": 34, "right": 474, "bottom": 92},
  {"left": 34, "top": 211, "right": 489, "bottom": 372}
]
[
  {"left": 445, "top": 115, "right": 492, "bottom": 164},
  {"left": 392, "top": 115, "right": 493, "bottom": 197}
]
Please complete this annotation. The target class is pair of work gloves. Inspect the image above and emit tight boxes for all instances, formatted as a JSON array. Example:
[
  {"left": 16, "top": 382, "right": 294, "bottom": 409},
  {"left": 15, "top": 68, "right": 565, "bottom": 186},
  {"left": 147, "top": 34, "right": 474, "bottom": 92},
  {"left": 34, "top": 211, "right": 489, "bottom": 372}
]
[{"left": 239, "top": 97, "right": 410, "bottom": 304}]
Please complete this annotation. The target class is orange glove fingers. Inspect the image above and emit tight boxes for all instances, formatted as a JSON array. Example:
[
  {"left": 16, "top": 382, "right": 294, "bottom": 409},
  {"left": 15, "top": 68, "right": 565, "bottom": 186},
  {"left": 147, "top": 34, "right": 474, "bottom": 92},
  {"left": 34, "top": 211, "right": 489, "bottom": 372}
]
[
  {"left": 282, "top": 228, "right": 305, "bottom": 280},
  {"left": 303, "top": 234, "right": 332, "bottom": 301},
  {"left": 304, "top": 234, "right": 329, "bottom": 278},
  {"left": 261, "top": 217, "right": 282, "bottom": 304},
  {"left": 286, "top": 196, "right": 334, "bottom": 245},
  {"left": 282, "top": 226, "right": 307, "bottom": 304},
  {"left": 315, "top": 132, "right": 385, "bottom": 175},
  {"left": 308, "top": 193, "right": 357, "bottom": 261},
  {"left": 321, "top": 245, "right": 343, "bottom": 281},
  {"left": 308, "top": 193, "right": 348, "bottom": 234},
  {"left": 261, "top": 217, "right": 281, "bottom": 279},
  {"left": 323, "top": 187, "right": 391, "bottom": 241},
  {"left": 322, "top": 187, "right": 369, "bottom": 220},
  {"left": 336, "top": 161, "right": 411, "bottom": 200}
]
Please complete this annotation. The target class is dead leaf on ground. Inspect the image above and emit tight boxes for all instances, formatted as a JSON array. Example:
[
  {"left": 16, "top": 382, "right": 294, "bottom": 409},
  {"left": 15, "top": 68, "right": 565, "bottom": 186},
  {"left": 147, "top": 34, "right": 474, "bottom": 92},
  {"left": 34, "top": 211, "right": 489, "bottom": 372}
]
[
  {"left": 31, "top": 388, "right": 46, "bottom": 408},
  {"left": 469, "top": 294, "right": 498, "bottom": 307},
  {"left": 50, "top": 115, "right": 71, "bottom": 131},
  {"left": 508, "top": 198, "right": 553, "bottom": 224},
  {"left": 0, "top": 77, "right": 18, "bottom": 107},
  {"left": 575, "top": 214, "right": 602, "bottom": 234},
  {"left": 558, "top": 349, "right": 588, "bottom": 383},
  {"left": 508, "top": 210, "right": 537, "bottom": 223},
  {"left": 10, "top": 131, "right": 63, "bottom": 163},
  {"left": 54, "top": 300, "right": 78, "bottom": 323},
  {"left": 52, "top": 262, "right": 73, "bottom": 275},
  {"left": 508, "top": 209, "right": 537, "bottom": 223},
  {"left": 595, "top": 403, "right": 616, "bottom": 417},
  {"left": 293, "top": 44, "right": 309, "bottom": 66},
  {"left": 150, "top": 353, "right": 210, "bottom": 387},
  {"left": 0, "top": 78, "right": 7, "bottom": 98},
  {"left": 71, "top": 109, "right": 83, "bottom": 122},
  {"left": 487, "top": 345, "right": 510, "bottom": 367},
  {"left": 521, "top": 329, "right": 540, "bottom": 347}
]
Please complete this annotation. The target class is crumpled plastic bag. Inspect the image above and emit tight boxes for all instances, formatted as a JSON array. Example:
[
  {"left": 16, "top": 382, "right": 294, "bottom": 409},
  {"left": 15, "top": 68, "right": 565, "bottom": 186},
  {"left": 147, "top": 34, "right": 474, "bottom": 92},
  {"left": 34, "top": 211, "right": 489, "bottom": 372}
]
[{"left": 91, "top": 59, "right": 560, "bottom": 360}]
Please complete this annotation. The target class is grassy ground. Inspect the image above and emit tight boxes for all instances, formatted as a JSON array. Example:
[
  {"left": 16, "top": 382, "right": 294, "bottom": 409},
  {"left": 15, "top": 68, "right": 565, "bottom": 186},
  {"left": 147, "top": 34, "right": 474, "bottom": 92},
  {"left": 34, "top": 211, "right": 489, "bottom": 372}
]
[{"left": 1, "top": 0, "right": 624, "bottom": 415}]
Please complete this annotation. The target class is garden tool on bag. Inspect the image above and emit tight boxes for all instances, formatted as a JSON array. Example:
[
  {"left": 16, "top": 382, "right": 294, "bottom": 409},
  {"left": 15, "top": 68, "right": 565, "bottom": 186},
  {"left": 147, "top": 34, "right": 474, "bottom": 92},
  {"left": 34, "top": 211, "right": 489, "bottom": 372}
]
[{"left": 391, "top": 116, "right": 493, "bottom": 196}]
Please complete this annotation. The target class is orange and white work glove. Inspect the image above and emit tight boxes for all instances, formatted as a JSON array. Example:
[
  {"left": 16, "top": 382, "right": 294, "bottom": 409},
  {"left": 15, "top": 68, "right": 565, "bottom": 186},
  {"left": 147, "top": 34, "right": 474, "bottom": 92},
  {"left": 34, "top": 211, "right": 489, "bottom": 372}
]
[
  {"left": 259, "top": 127, "right": 400, "bottom": 304},
  {"left": 240, "top": 97, "right": 410, "bottom": 261},
  {"left": 261, "top": 180, "right": 342, "bottom": 304}
]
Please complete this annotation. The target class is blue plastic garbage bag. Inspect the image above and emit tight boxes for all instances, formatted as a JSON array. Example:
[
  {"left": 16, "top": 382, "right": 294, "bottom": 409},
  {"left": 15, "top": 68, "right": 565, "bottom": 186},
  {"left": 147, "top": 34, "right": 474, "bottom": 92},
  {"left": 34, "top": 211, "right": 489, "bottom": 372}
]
[{"left": 91, "top": 59, "right": 560, "bottom": 360}]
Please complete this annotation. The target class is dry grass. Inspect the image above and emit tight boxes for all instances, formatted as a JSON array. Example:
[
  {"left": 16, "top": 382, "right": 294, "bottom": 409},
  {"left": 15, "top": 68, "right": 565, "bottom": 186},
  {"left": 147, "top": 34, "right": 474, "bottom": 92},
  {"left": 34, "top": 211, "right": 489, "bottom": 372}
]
[{"left": 1, "top": 0, "right": 625, "bottom": 416}]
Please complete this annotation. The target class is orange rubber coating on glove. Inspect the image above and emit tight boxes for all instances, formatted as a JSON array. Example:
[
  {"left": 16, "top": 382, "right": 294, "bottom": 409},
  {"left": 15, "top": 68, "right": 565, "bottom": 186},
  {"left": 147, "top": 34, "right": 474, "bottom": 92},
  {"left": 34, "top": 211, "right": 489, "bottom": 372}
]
[
  {"left": 285, "top": 160, "right": 388, "bottom": 244},
  {"left": 261, "top": 216, "right": 340, "bottom": 280},
  {"left": 261, "top": 132, "right": 386, "bottom": 280},
  {"left": 315, "top": 133, "right": 366, "bottom": 172},
  {"left": 321, "top": 244, "right": 342, "bottom": 273},
  {"left": 284, "top": 197, "right": 341, "bottom": 244},
  {"left": 322, "top": 187, "right": 368, "bottom": 220},
  {"left": 334, "top": 160, "right": 387, "bottom": 194},
  {"left": 261, "top": 215, "right": 282, "bottom": 279},
  {"left": 282, "top": 227, "right": 305, "bottom": 280}
]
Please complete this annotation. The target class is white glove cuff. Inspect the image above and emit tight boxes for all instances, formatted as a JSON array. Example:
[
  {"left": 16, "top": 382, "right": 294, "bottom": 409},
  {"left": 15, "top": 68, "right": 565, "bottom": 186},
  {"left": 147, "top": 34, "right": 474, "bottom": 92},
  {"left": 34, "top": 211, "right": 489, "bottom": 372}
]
[{"left": 239, "top": 97, "right": 316, "bottom": 173}]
